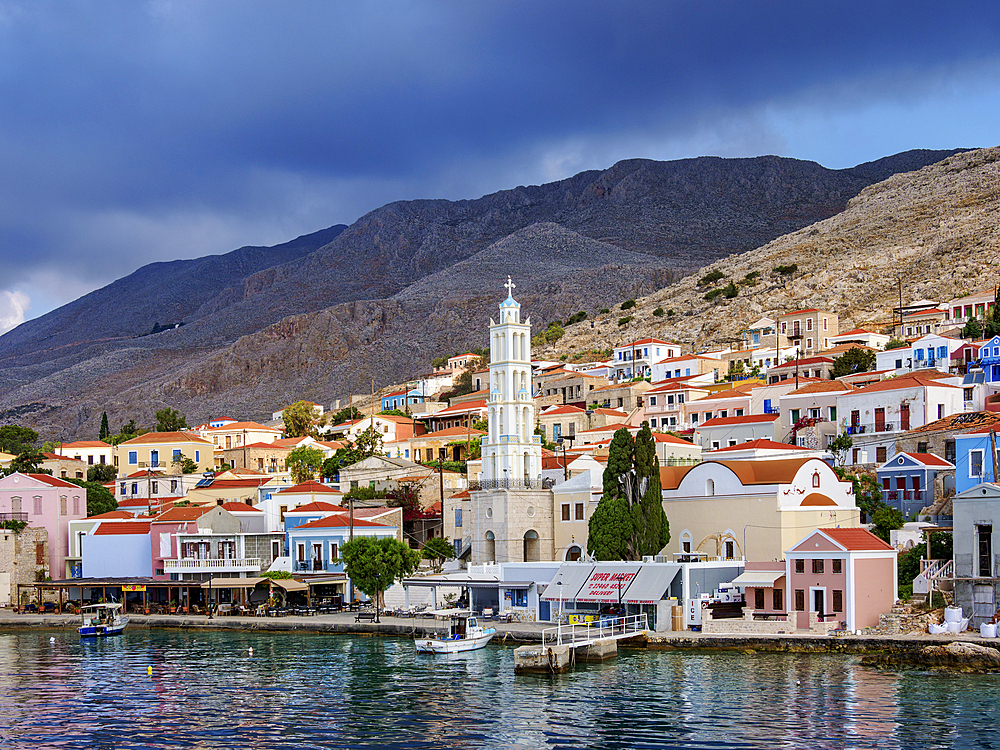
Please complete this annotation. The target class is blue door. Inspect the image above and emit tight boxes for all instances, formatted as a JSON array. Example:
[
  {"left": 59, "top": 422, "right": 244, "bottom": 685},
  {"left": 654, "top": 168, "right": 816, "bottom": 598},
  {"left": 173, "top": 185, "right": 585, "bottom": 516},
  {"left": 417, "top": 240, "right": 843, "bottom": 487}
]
[{"left": 539, "top": 600, "right": 551, "bottom": 621}]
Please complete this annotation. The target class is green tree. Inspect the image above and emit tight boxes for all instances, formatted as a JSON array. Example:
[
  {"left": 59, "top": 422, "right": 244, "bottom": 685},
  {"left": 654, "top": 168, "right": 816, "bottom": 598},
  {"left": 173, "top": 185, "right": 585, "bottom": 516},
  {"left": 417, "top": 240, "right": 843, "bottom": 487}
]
[
  {"left": 871, "top": 504, "right": 904, "bottom": 543},
  {"left": 831, "top": 347, "right": 877, "bottom": 378},
  {"left": 588, "top": 428, "right": 636, "bottom": 560},
  {"left": 962, "top": 317, "right": 983, "bottom": 340},
  {"left": 834, "top": 466, "right": 883, "bottom": 522},
  {"left": 171, "top": 454, "right": 199, "bottom": 474},
  {"left": 386, "top": 481, "right": 424, "bottom": 521},
  {"left": 630, "top": 423, "right": 670, "bottom": 558},
  {"left": 828, "top": 433, "right": 853, "bottom": 467},
  {"left": 283, "top": 401, "right": 320, "bottom": 438},
  {"left": 0, "top": 424, "right": 39, "bottom": 455},
  {"left": 329, "top": 405, "right": 364, "bottom": 425},
  {"left": 8, "top": 448, "right": 50, "bottom": 475},
  {"left": 883, "top": 339, "right": 909, "bottom": 351},
  {"left": 339, "top": 536, "right": 421, "bottom": 622},
  {"left": 422, "top": 536, "right": 454, "bottom": 572},
  {"left": 898, "top": 532, "right": 952, "bottom": 588},
  {"left": 379, "top": 409, "right": 407, "bottom": 418},
  {"left": 66, "top": 479, "right": 118, "bottom": 516},
  {"left": 287, "top": 445, "right": 325, "bottom": 483},
  {"left": 87, "top": 464, "right": 118, "bottom": 483},
  {"left": 155, "top": 408, "right": 187, "bottom": 432},
  {"left": 99, "top": 412, "right": 110, "bottom": 441}
]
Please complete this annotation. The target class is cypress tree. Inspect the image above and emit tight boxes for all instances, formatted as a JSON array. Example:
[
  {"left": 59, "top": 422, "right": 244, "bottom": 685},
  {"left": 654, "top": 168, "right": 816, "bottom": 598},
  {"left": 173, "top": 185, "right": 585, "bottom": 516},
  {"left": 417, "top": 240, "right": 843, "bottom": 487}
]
[
  {"left": 587, "top": 427, "right": 635, "bottom": 560},
  {"left": 99, "top": 412, "right": 110, "bottom": 441},
  {"left": 630, "top": 423, "right": 670, "bottom": 558}
]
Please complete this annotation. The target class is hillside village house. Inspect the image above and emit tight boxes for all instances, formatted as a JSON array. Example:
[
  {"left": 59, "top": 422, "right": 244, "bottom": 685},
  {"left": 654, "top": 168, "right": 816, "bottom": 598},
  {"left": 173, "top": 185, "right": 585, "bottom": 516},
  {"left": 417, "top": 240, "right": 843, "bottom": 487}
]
[
  {"left": 611, "top": 338, "right": 681, "bottom": 380},
  {"left": 552, "top": 467, "right": 602, "bottom": 562},
  {"left": 837, "top": 374, "right": 964, "bottom": 466},
  {"left": 271, "top": 402, "right": 324, "bottom": 422},
  {"left": 777, "top": 309, "right": 838, "bottom": 357},
  {"left": 396, "top": 425, "right": 486, "bottom": 463},
  {"left": 876, "top": 451, "right": 955, "bottom": 518},
  {"left": 328, "top": 413, "right": 426, "bottom": 444},
  {"left": 695, "top": 413, "right": 782, "bottom": 451},
  {"left": 766, "top": 356, "right": 836, "bottom": 382},
  {"left": 114, "top": 431, "right": 214, "bottom": 476},
  {"left": 954, "top": 426, "right": 1000, "bottom": 494},
  {"left": 951, "top": 481, "right": 1000, "bottom": 627},
  {"left": 0, "top": 473, "right": 87, "bottom": 579},
  {"left": 287, "top": 514, "right": 398, "bottom": 581},
  {"left": 536, "top": 405, "right": 625, "bottom": 443},
  {"left": 979, "top": 335, "right": 1000, "bottom": 384},
  {"left": 41, "top": 454, "right": 88, "bottom": 480},
  {"left": 590, "top": 380, "right": 653, "bottom": 413},
  {"left": 896, "top": 411, "right": 1000, "bottom": 473},
  {"left": 875, "top": 333, "right": 965, "bottom": 375},
  {"left": 196, "top": 421, "right": 283, "bottom": 458},
  {"left": 651, "top": 354, "right": 722, "bottom": 382},
  {"left": 899, "top": 305, "right": 951, "bottom": 338},
  {"left": 380, "top": 388, "right": 424, "bottom": 411},
  {"left": 56, "top": 440, "right": 112, "bottom": 467},
  {"left": 117, "top": 469, "right": 202, "bottom": 504},
  {"left": 659, "top": 458, "right": 861, "bottom": 563},
  {"left": 643, "top": 380, "right": 710, "bottom": 431},
  {"left": 536, "top": 371, "right": 608, "bottom": 407},
  {"left": 423, "top": 399, "right": 488, "bottom": 432},
  {"left": 828, "top": 328, "right": 891, "bottom": 349},
  {"left": 185, "top": 475, "right": 282, "bottom": 507},
  {"left": 0, "top": 525, "right": 48, "bottom": 607},
  {"left": 945, "top": 288, "right": 997, "bottom": 329},
  {"left": 779, "top": 380, "right": 853, "bottom": 450}
]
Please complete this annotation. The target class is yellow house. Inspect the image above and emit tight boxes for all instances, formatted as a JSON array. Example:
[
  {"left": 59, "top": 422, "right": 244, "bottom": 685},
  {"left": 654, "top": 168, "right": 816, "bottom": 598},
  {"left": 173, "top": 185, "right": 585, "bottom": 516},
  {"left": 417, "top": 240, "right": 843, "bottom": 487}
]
[{"left": 114, "top": 431, "right": 214, "bottom": 477}]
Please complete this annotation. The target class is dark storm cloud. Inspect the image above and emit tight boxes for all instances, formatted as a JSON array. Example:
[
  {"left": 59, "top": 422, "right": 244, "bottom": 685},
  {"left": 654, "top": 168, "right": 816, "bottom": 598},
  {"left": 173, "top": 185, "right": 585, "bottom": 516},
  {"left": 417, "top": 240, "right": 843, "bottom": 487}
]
[{"left": 0, "top": 0, "right": 998, "bottom": 328}]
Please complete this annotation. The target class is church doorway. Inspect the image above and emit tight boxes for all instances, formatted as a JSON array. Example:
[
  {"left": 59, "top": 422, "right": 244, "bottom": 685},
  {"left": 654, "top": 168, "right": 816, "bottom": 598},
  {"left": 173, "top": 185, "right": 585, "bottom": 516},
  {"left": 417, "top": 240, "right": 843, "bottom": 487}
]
[{"left": 523, "top": 530, "right": 539, "bottom": 562}]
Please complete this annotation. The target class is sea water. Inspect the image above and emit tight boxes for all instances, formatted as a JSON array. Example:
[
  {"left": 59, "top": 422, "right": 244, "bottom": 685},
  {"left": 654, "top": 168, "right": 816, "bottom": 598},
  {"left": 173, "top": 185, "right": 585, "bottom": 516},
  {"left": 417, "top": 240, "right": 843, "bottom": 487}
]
[{"left": 0, "top": 629, "right": 997, "bottom": 749}]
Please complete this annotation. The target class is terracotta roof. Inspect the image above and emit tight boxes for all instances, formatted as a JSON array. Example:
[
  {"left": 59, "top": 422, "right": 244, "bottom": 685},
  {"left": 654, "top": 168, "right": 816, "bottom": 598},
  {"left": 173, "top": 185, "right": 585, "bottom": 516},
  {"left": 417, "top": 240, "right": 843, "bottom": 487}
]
[
  {"left": 449, "top": 489, "right": 471, "bottom": 500},
  {"left": 434, "top": 400, "right": 488, "bottom": 415},
  {"left": 899, "top": 452, "right": 954, "bottom": 467},
  {"left": 203, "top": 478, "right": 274, "bottom": 489},
  {"left": 153, "top": 506, "right": 213, "bottom": 522},
  {"left": 541, "top": 405, "right": 587, "bottom": 416},
  {"left": 94, "top": 521, "right": 151, "bottom": 535},
  {"left": 660, "top": 465, "right": 696, "bottom": 489},
  {"left": 652, "top": 433, "right": 695, "bottom": 445},
  {"left": 822, "top": 528, "right": 894, "bottom": 551},
  {"left": 697, "top": 384, "right": 756, "bottom": 400},
  {"left": 593, "top": 408, "right": 629, "bottom": 417},
  {"left": 88, "top": 510, "right": 135, "bottom": 519},
  {"left": 26, "top": 474, "right": 81, "bottom": 488},
  {"left": 219, "top": 502, "right": 261, "bottom": 512},
  {"left": 618, "top": 338, "right": 678, "bottom": 347},
  {"left": 709, "top": 439, "right": 802, "bottom": 452},
  {"left": 800, "top": 493, "right": 837, "bottom": 507},
  {"left": 296, "top": 515, "right": 390, "bottom": 529},
  {"left": 124, "top": 469, "right": 166, "bottom": 478},
  {"left": 59, "top": 440, "right": 111, "bottom": 449},
  {"left": 655, "top": 354, "right": 717, "bottom": 365},
  {"left": 316, "top": 441, "right": 345, "bottom": 450},
  {"left": 42, "top": 452, "right": 83, "bottom": 461},
  {"left": 700, "top": 413, "right": 781, "bottom": 427},
  {"left": 287, "top": 501, "right": 344, "bottom": 512},
  {"left": 277, "top": 480, "right": 343, "bottom": 495},
  {"left": 846, "top": 374, "right": 960, "bottom": 396},
  {"left": 836, "top": 329, "right": 877, "bottom": 337},
  {"left": 779, "top": 308, "right": 820, "bottom": 315},
  {"left": 786, "top": 380, "right": 854, "bottom": 395},
  {"left": 119, "top": 431, "right": 213, "bottom": 445}
]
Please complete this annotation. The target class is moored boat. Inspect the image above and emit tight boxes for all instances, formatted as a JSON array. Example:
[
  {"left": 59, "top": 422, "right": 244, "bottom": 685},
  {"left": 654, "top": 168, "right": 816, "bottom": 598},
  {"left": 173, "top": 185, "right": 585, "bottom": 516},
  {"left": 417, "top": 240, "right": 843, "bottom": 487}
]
[
  {"left": 415, "top": 610, "right": 496, "bottom": 654},
  {"left": 78, "top": 603, "right": 129, "bottom": 637}
]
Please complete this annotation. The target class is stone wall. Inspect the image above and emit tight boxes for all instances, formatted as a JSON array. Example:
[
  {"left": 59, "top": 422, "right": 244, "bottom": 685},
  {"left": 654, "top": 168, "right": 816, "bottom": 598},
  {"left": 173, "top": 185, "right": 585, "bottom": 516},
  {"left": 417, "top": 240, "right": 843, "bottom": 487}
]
[
  {"left": 471, "top": 488, "right": 555, "bottom": 564},
  {"left": 0, "top": 527, "right": 48, "bottom": 607},
  {"left": 700, "top": 608, "right": 836, "bottom": 635}
]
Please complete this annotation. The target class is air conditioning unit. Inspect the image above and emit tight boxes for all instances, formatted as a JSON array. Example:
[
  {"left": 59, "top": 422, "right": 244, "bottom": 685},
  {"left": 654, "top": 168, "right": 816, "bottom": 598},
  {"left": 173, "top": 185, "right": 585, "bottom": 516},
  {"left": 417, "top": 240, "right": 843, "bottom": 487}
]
[{"left": 642, "top": 555, "right": 654, "bottom": 563}]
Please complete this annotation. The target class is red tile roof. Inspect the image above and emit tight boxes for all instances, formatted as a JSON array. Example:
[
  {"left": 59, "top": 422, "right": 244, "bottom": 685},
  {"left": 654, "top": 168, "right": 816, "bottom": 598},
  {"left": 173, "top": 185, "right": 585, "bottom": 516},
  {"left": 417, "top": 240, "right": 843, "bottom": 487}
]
[
  {"left": 899, "top": 452, "right": 954, "bottom": 467},
  {"left": 786, "top": 380, "right": 854, "bottom": 396},
  {"left": 709, "top": 439, "right": 802, "bottom": 452},
  {"left": 287, "top": 501, "right": 344, "bottom": 512},
  {"left": 204, "top": 421, "right": 280, "bottom": 432},
  {"left": 541, "top": 405, "right": 587, "bottom": 416},
  {"left": 26, "top": 474, "right": 81, "bottom": 488},
  {"left": 153, "top": 506, "right": 213, "bottom": 522},
  {"left": 846, "top": 375, "right": 960, "bottom": 396},
  {"left": 277, "top": 480, "right": 343, "bottom": 495},
  {"left": 415, "top": 426, "right": 486, "bottom": 438},
  {"left": 59, "top": 440, "right": 111, "bottom": 449},
  {"left": 296, "top": 515, "right": 390, "bottom": 529},
  {"left": 822, "top": 528, "right": 894, "bottom": 551},
  {"left": 219, "top": 501, "right": 261, "bottom": 512},
  {"left": 89, "top": 510, "right": 135, "bottom": 519},
  {"left": 94, "top": 521, "right": 151, "bottom": 535}
]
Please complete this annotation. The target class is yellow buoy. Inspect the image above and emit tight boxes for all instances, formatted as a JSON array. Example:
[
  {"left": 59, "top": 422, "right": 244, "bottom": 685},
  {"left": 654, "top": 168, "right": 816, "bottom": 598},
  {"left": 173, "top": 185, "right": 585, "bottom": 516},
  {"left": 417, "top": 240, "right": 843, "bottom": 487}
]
[{"left": 147, "top": 666, "right": 153, "bottom": 676}]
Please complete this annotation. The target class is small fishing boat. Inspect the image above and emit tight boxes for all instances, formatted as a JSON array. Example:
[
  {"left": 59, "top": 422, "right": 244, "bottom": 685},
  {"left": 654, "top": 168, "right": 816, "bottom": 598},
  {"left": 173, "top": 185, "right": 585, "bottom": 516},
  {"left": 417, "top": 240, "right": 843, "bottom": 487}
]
[
  {"left": 78, "top": 603, "right": 129, "bottom": 637},
  {"left": 415, "top": 610, "right": 496, "bottom": 654}
]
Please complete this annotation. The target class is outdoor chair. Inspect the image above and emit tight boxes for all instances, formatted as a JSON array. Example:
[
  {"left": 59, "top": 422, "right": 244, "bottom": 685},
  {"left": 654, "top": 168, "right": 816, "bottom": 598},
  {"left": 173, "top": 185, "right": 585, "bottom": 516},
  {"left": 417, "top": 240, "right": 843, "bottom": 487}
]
[{"left": 482, "top": 608, "right": 494, "bottom": 621}]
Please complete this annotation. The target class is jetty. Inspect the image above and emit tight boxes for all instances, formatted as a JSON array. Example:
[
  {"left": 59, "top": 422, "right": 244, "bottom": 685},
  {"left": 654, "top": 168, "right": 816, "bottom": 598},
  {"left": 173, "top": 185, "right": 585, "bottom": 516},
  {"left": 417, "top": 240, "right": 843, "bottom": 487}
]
[{"left": 513, "top": 614, "right": 648, "bottom": 674}]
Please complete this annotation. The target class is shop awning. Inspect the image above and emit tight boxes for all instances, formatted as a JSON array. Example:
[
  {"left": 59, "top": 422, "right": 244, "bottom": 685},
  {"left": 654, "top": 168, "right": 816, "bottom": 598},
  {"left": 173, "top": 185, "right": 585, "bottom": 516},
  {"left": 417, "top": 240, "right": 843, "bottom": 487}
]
[
  {"left": 730, "top": 570, "right": 784, "bottom": 588},
  {"left": 574, "top": 563, "right": 642, "bottom": 603},
  {"left": 201, "top": 577, "right": 266, "bottom": 589},
  {"left": 540, "top": 563, "right": 595, "bottom": 602},
  {"left": 620, "top": 566, "right": 679, "bottom": 604},
  {"left": 270, "top": 578, "right": 309, "bottom": 592}
]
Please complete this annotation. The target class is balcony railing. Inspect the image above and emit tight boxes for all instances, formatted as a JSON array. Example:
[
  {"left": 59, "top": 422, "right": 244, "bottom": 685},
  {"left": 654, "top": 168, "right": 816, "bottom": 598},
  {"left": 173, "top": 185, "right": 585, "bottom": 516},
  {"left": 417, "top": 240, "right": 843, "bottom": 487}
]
[
  {"left": 163, "top": 557, "right": 261, "bottom": 571},
  {"left": 297, "top": 560, "right": 327, "bottom": 572},
  {"left": 0, "top": 512, "right": 28, "bottom": 522},
  {"left": 845, "top": 422, "right": 897, "bottom": 435},
  {"left": 883, "top": 489, "right": 932, "bottom": 505},
  {"left": 470, "top": 478, "right": 546, "bottom": 491}
]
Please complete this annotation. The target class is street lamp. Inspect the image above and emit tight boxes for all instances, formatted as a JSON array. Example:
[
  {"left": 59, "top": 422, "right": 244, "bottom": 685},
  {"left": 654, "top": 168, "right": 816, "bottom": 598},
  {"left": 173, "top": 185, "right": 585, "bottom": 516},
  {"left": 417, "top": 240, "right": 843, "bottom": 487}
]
[{"left": 556, "top": 574, "right": 564, "bottom": 625}]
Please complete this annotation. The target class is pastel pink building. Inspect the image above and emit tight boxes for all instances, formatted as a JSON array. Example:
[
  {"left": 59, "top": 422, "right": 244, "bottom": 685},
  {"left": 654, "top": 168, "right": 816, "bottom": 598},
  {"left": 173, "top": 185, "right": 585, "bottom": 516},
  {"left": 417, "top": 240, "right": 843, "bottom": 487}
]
[
  {"left": 785, "top": 528, "right": 897, "bottom": 632},
  {"left": 0, "top": 473, "right": 87, "bottom": 578}
]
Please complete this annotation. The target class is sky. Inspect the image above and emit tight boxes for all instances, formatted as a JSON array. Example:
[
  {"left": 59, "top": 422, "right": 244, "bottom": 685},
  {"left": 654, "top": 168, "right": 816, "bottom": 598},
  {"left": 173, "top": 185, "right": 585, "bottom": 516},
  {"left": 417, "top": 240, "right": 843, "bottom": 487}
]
[{"left": 1, "top": 1, "right": 1000, "bottom": 333}]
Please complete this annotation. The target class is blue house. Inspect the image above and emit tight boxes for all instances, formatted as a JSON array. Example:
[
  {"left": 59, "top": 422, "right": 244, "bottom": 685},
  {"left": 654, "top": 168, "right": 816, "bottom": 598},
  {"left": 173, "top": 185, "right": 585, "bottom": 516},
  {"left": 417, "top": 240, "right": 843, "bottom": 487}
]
[
  {"left": 286, "top": 515, "right": 398, "bottom": 574},
  {"left": 381, "top": 388, "right": 424, "bottom": 411},
  {"left": 955, "top": 428, "right": 999, "bottom": 494},
  {"left": 876, "top": 452, "right": 954, "bottom": 519},
  {"left": 978, "top": 335, "right": 1000, "bottom": 383}
]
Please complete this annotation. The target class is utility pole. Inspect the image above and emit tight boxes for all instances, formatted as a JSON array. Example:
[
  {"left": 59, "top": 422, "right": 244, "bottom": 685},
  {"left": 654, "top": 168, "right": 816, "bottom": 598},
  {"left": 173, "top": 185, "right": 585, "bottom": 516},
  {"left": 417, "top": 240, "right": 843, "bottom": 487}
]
[
  {"left": 439, "top": 457, "right": 445, "bottom": 542},
  {"left": 991, "top": 428, "right": 998, "bottom": 485}
]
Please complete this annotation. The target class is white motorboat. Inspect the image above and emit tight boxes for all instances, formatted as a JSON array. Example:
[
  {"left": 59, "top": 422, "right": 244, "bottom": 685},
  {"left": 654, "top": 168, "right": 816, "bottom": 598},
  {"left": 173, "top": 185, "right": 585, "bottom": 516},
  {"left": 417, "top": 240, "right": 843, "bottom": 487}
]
[
  {"left": 415, "top": 611, "right": 496, "bottom": 654},
  {"left": 78, "top": 603, "right": 129, "bottom": 637}
]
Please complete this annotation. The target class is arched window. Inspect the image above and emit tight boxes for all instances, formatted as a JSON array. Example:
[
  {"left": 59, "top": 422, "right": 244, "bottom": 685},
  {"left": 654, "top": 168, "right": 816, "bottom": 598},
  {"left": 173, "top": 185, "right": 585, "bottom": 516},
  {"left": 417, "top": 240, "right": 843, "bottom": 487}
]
[
  {"left": 485, "top": 531, "right": 496, "bottom": 564},
  {"left": 706, "top": 479, "right": 715, "bottom": 496},
  {"left": 566, "top": 545, "right": 582, "bottom": 561},
  {"left": 812, "top": 471, "right": 821, "bottom": 488},
  {"left": 523, "top": 529, "right": 539, "bottom": 562}
]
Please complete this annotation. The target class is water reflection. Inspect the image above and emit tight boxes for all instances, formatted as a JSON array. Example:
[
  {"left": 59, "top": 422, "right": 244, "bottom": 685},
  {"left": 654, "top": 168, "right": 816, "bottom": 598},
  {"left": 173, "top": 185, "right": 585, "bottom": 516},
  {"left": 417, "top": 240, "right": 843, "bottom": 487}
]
[{"left": 1, "top": 631, "right": 999, "bottom": 749}]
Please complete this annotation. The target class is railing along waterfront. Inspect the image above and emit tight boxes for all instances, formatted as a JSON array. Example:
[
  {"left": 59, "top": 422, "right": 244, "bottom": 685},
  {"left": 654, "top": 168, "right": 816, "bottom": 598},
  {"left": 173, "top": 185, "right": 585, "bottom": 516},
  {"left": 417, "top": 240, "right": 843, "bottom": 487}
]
[{"left": 542, "top": 613, "right": 648, "bottom": 647}]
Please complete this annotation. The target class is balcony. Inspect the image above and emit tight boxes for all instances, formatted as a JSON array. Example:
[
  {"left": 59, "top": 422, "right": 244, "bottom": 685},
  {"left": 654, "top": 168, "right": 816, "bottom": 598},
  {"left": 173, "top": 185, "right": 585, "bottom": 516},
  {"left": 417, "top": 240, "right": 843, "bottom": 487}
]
[
  {"left": 883, "top": 489, "right": 932, "bottom": 506},
  {"left": 297, "top": 560, "right": 328, "bottom": 572},
  {"left": 845, "top": 422, "right": 896, "bottom": 435},
  {"left": 163, "top": 557, "right": 261, "bottom": 572},
  {"left": 0, "top": 512, "right": 28, "bottom": 522}
]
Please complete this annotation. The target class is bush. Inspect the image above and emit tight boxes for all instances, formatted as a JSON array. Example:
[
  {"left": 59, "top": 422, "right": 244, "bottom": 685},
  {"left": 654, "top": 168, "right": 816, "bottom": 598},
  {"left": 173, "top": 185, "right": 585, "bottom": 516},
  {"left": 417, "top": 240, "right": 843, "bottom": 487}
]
[
  {"left": 740, "top": 271, "right": 760, "bottom": 286},
  {"left": 621, "top": 299, "right": 636, "bottom": 310},
  {"left": 599, "top": 308, "right": 610, "bottom": 314},
  {"left": 652, "top": 307, "right": 665, "bottom": 317},
  {"left": 617, "top": 316, "right": 633, "bottom": 327},
  {"left": 564, "top": 311, "right": 588, "bottom": 325},
  {"left": 884, "top": 339, "right": 909, "bottom": 351},
  {"left": 703, "top": 289, "right": 722, "bottom": 302},
  {"left": 667, "top": 309, "right": 675, "bottom": 317},
  {"left": 722, "top": 282, "right": 738, "bottom": 299},
  {"left": 773, "top": 264, "right": 798, "bottom": 275},
  {"left": 698, "top": 270, "right": 725, "bottom": 287}
]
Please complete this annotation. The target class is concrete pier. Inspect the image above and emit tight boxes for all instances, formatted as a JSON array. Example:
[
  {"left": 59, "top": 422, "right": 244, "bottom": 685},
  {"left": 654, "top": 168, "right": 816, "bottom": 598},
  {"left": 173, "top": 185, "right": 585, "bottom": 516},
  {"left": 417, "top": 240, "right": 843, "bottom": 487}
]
[
  {"left": 514, "top": 644, "right": 573, "bottom": 674},
  {"left": 574, "top": 637, "right": 618, "bottom": 662}
]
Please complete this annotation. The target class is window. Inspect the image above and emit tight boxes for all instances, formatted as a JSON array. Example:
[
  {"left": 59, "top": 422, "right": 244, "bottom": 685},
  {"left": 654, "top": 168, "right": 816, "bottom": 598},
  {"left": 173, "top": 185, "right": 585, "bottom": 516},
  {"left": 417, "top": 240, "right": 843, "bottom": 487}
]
[
  {"left": 795, "top": 589, "right": 805, "bottom": 612},
  {"left": 682, "top": 540, "right": 691, "bottom": 553},
  {"left": 72, "top": 497, "right": 80, "bottom": 515},
  {"left": 195, "top": 451, "right": 200, "bottom": 462},
  {"left": 171, "top": 480, "right": 178, "bottom": 493},
  {"left": 979, "top": 525, "right": 993, "bottom": 577},
  {"left": 120, "top": 482, "right": 126, "bottom": 495},
  {"left": 794, "top": 559, "right": 804, "bottom": 573},
  {"left": 735, "top": 408, "right": 744, "bottom": 417},
  {"left": 649, "top": 396, "right": 657, "bottom": 406},
  {"left": 131, "top": 482, "right": 138, "bottom": 495},
  {"left": 329, "top": 543, "right": 338, "bottom": 562},
  {"left": 812, "top": 471, "right": 821, "bottom": 488},
  {"left": 706, "top": 479, "right": 715, "bottom": 496},
  {"left": 36, "top": 542, "right": 45, "bottom": 565},
  {"left": 152, "top": 481, "right": 158, "bottom": 493},
  {"left": 807, "top": 318, "right": 813, "bottom": 331},
  {"left": 791, "top": 409, "right": 800, "bottom": 423},
  {"left": 876, "top": 446, "right": 887, "bottom": 463},
  {"left": 33, "top": 497, "right": 42, "bottom": 515},
  {"left": 806, "top": 338, "right": 813, "bottom": 350},
  {"left": 728, "top": 439, "right": 737, "bottom": 447},
  {"left": 917, "top": 441, "right": 929, "bottom": 454},
  {"left": 455, "top": 508, "right": 463, "bottom": 528},
  {"left": 562, "top": 504, "right": 571, "bottom": 521},
  {"left": 755, "top": 588, "right": 765, "bottom": 609},
  {"left": 575, "top": 503, "right": 585, "bottom": 520},
  {"left": 173, "top": 449, "right": 181, "bottom": 461},
  {"left": 128, "top": 451, "right": 138, "bottom": 465},
  {"left": 773, "top": 588, "right": 783, "bottom": 611},
  {"left": 711, "top": 442, "right": 720, "bottom": 451},
  {"left": 832, "top": 590, "right": 843, "bottom": 613},
  {"left": 965, "top": 387, "right": 975, "bottom": 402},
  {"left": 272, "top": 540, "right": 281, "bottom": 559},
  {"left": 650, "top": 418, "right": 658, "bottom": 427},
  {"left": 812, "top": 559, "right": 824, "bottom": 574},
  {"left": 809, "top": 408, "right": 820, "bottom": 419},
  {"left": 150, "top": 449, "right": 159, "bottom": 467},
  {"left": 937, "top": 404, "right": 945, "bottom": 419},
  {"left": 832, "top": 559, "right": 842, "bottom": 574},
  {"left": 945, "top": 440, "right": 956, "bottom": 463},
  {"left": 972, "top": 449, "right": 984, "bottom": 477}
]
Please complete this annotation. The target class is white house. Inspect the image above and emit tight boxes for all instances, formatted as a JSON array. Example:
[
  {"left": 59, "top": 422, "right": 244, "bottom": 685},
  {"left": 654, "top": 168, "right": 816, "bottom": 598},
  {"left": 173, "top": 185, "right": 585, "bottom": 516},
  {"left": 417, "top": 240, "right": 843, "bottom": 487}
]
[
  {"left": 875, "top": 333, "right": 965, "bottom": 375},
  {"left": 612, "top": 338, "right": 682, "bottom": 380}
]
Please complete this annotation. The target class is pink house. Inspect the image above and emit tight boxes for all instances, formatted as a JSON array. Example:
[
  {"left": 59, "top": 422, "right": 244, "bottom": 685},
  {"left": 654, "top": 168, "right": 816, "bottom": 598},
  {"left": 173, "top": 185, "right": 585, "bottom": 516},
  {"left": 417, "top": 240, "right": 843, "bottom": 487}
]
[
  {"left": 785, "top": 528, "right": 897, "bottom": 632},
  {"left": 0, "top": 473, "right": 87, "bottom": 578}
]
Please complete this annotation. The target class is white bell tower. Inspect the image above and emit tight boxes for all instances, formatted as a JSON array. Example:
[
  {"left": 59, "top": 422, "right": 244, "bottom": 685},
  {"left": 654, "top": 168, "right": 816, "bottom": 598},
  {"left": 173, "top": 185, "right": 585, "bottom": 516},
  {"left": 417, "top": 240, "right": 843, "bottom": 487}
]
[{"left": 482, "top": 276, "right": 542, "bottom": 486}]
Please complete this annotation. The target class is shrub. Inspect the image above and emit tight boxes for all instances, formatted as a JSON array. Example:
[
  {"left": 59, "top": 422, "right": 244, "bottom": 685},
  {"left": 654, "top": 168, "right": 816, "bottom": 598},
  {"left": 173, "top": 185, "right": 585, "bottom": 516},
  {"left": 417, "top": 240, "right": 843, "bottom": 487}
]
[
  {"left": 698, "top": 270, "right": 725, "bottom": 286},
  {"left": 703, "top": 289, "right": 723, "bottom": 302},
  {"left": 884, "top": 339, "right": 909, "bottom": 351},
  {"left": 740, "top": 271, "right": 760, "bottom": 286},
  {"left": 599, "top": 308, "right": 610, "bottom": 314},
  {"left": 621, "top": 299, "right": 636, "bottom": 310},
  {"left": 652, "top": 307, "right": 665, "bottom": 317},
  {"left": 666, "top": 309, "right": 675, "bottom": 317},
  {"left": 773, "top": 263, "right": 798, "bottom": 275},
  {"left": 564, "top": 311, "right": 588, "bottom": 325},
  {"left": 617, "top": 316, "right": 633, "bottom": 327},
  {"left": 722, "top": 282, "right": 738, "bottom": 299}
]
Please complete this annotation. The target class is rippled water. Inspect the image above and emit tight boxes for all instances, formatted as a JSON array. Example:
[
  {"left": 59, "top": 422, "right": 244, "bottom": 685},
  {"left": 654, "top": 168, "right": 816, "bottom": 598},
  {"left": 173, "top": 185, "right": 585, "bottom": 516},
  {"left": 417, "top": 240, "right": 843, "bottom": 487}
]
[{"left": 1, "top": 629, "right": 998, "bottom": 749}]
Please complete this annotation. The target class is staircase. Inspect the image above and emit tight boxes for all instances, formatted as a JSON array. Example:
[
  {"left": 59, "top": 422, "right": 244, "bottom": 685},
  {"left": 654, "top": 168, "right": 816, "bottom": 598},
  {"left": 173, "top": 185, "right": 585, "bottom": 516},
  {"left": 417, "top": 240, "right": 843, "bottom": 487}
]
[{"left": 913, "top": 559, "right": 954, "bottom": 595}]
